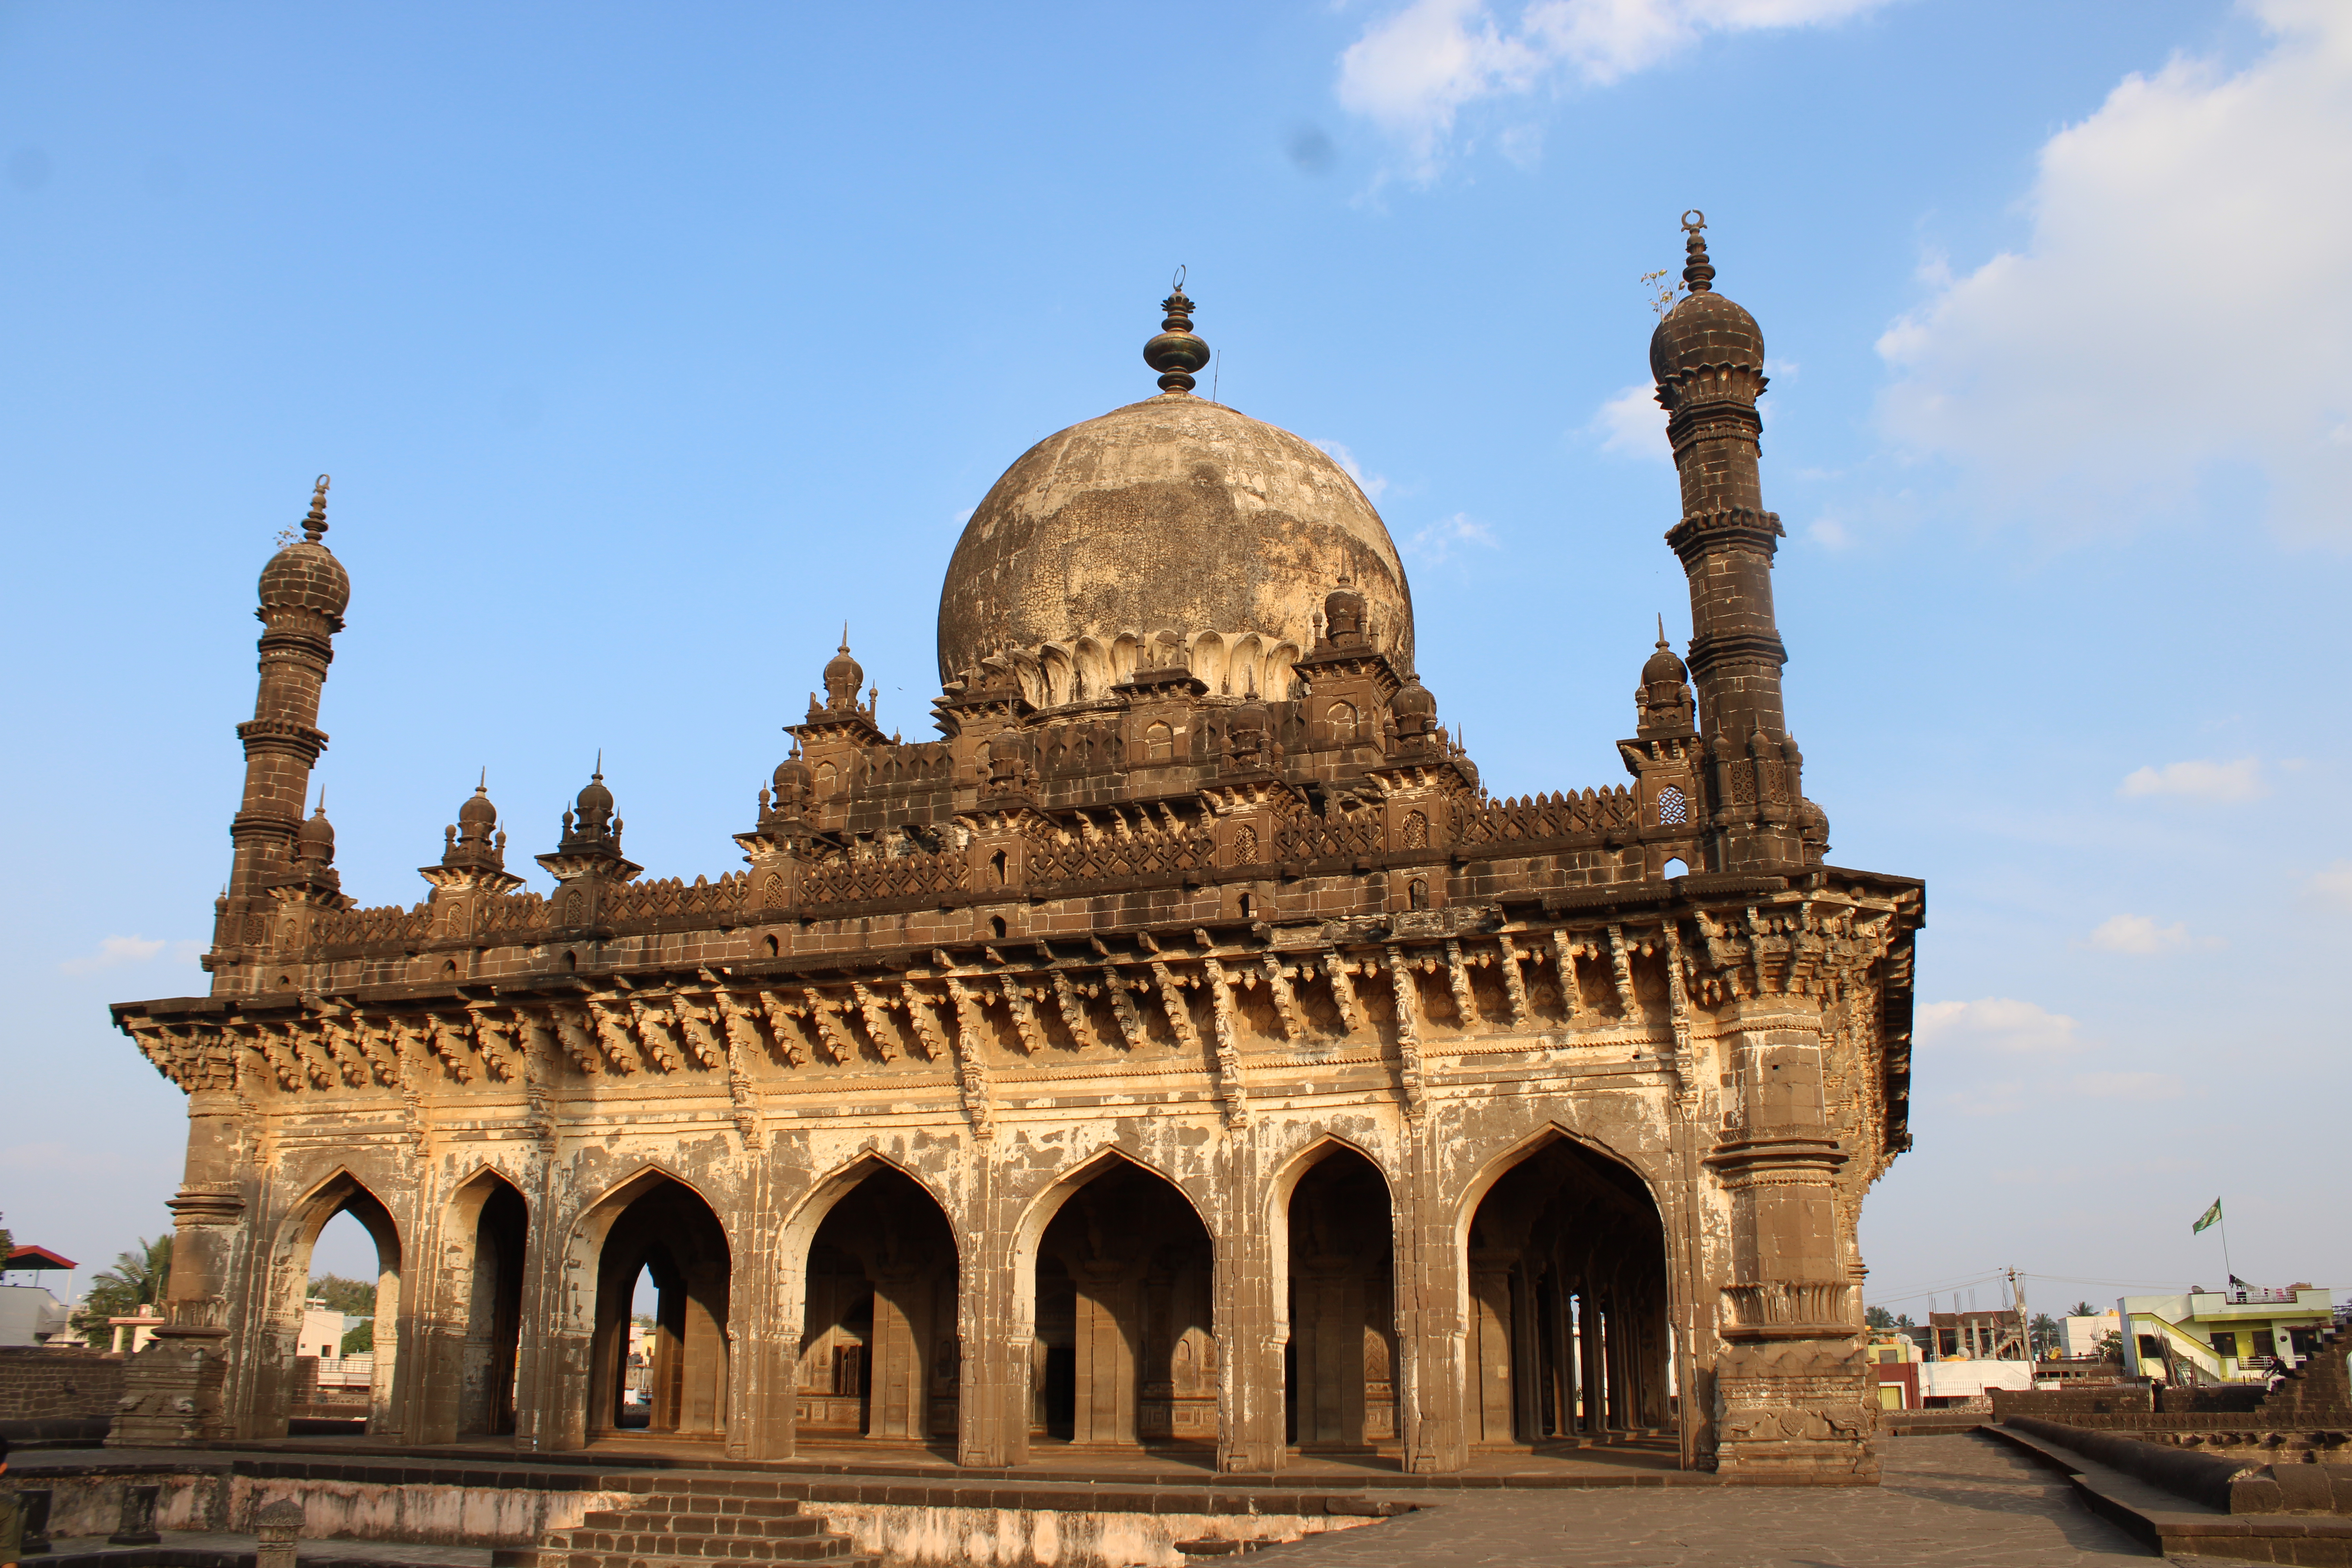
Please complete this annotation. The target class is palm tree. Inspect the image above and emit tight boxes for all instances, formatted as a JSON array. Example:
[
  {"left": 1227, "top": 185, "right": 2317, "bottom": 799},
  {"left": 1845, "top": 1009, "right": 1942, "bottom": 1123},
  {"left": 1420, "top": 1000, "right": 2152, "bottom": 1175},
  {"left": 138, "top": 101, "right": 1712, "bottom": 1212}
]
[{"left": 73, "top": 1233, "right": 173, "bottom": 1345}]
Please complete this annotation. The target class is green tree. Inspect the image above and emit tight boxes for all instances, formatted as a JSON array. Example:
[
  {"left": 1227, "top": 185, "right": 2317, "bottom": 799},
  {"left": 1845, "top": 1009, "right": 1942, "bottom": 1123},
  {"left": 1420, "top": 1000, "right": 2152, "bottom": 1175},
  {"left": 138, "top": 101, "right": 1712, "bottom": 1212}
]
[
  {"left": 1864, "top": 1305, "right": 1896, "bottom": 1330},
  {"left": 2068, "top": 1301, "right": 2098, "bottom": 1318},
  {"left": 340, "top": 1319, "right": 374, "bottom": 1356},
  {"left": 309, "top": 1274, "right": 377, "bottom": 1315},
  {"left": 2031, "top": 1312, "right": 2060, "bottom": 1356},
  {"left": 2094, "top": 1329, "right": 2124, "bottom": 1360},
  {"left": 1, "top": 1209, "right": 15, "bottom": 1263},
  {"left": 73, "top": 1232, "right": 173, "bottom": 1345}
]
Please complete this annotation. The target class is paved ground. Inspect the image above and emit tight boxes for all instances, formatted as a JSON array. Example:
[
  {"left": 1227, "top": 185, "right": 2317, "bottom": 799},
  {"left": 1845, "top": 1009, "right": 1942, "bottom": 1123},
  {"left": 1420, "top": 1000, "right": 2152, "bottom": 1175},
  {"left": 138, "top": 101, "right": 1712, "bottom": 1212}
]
[{"left": 1254, "top": 1435, "right": 2237, "bottom": 1566}]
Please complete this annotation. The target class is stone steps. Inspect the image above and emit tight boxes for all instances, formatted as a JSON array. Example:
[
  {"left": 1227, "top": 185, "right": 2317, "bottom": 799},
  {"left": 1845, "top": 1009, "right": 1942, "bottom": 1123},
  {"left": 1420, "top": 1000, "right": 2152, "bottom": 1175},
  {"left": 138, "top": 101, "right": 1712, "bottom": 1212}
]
[{"left": 494, "top": 1473, "right": 875, "bottom": 1568}]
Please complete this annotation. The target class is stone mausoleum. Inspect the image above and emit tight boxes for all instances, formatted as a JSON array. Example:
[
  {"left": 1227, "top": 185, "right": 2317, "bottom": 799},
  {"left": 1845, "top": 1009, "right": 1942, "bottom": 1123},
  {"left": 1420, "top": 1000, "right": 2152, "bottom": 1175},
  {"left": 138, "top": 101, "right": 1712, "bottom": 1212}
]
[{"left": 109, "top": 221, "right": 1923, "bottom": 1481}]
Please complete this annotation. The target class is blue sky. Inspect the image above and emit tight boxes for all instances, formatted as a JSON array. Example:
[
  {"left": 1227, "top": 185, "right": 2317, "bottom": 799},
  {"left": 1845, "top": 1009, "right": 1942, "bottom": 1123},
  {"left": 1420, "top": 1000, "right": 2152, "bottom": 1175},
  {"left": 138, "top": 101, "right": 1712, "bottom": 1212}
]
[{"left": 3, "top": 0, "right": 2345, "bottom": 1316}]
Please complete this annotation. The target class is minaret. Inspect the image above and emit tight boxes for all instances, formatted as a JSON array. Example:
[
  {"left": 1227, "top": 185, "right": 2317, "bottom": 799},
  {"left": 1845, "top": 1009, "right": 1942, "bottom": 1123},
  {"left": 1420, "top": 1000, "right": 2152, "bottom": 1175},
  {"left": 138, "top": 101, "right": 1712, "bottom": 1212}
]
[
  {"left": 214, "top": 476, "right": 349, "bottom": 986},
  {"left": 1649, "top": 216, "right": 1806, "bottom": 871}
]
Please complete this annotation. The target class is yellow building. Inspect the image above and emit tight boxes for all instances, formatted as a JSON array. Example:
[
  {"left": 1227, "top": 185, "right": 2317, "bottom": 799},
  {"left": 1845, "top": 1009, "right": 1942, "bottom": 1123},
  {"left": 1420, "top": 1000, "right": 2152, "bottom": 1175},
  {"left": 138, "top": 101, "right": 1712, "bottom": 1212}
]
[{"left": 2120, "top": 1285, "right": 2336, "bottom": 1383}]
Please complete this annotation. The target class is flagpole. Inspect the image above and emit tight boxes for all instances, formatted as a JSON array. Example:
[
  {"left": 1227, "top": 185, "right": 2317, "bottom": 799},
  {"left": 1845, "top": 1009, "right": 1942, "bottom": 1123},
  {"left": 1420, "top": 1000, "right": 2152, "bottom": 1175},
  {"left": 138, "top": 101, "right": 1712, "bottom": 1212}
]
[{"left": 2220, "top": 1206, "right": 2234, "bottom": 1287}]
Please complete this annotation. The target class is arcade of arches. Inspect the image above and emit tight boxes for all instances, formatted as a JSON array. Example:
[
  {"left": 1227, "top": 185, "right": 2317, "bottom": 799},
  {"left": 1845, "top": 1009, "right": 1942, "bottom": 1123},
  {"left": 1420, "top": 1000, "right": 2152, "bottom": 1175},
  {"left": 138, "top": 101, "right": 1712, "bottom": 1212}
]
[{"left": 212, "top": 1137, "right": 1682, "bottom": 1471}]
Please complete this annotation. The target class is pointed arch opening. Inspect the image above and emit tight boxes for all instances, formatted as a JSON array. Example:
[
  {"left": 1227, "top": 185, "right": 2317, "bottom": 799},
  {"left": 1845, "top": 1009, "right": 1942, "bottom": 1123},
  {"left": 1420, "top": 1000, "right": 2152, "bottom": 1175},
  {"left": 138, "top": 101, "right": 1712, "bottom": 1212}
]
[
  {"left": 263, "top": 1171, "right": 404, "bottom": 1439},
  {"left": 1025, "top": 1153, "right": 1216, "bottom": 1449},
  {"left": 792, "top": 1161, "right": 961, "bottom": 1447},
  {"left": 443, "top": 1169, "right": 528, "bottom": 1439},
  {"left": 1281, "top": 1144, "right": 1396, "bottom": 1451},
  {"left": 588, "top": 1172, "right": 731, "bottom": 1441},
  {"left": 1461, "top": 1131, "right": 1671, "bottom": 1450}
]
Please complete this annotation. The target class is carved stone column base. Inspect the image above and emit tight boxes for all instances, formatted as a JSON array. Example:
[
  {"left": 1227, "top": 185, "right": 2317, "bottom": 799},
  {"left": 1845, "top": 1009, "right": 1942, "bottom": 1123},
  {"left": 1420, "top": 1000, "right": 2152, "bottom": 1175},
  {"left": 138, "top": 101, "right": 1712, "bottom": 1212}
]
[
  {"left": 107, "top": 1333, "right": 230, "bottom": 1447},
  {"left": 1710, "top": 1339, "right": 1878, "bottom": 1483}
]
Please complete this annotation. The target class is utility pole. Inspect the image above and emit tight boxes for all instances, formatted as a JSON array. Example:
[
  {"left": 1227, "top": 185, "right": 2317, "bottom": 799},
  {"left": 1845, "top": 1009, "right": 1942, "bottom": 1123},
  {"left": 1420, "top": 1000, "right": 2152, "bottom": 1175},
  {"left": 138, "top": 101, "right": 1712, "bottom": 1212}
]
[{"left": 2007, "top": 1266, "right": 2032, "bottom": 1364}]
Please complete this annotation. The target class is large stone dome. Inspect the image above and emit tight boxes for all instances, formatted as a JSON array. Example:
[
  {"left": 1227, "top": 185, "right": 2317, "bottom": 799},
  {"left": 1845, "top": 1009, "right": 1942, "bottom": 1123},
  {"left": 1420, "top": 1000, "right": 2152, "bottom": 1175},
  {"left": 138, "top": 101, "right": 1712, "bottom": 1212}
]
[{"left": 936, "top": 392, "right": 1413, "bottom": 706}]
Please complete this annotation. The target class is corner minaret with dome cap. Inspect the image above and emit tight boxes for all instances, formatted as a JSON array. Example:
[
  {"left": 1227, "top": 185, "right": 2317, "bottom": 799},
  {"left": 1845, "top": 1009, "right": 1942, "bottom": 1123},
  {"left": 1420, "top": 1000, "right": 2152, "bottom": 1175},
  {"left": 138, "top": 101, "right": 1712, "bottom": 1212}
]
[
  {"left": 1650, "top": 214, "right": 1809, "bottom": 872},
  {"left": 212, "top": 475, "right": 350, "bottom": 990}
]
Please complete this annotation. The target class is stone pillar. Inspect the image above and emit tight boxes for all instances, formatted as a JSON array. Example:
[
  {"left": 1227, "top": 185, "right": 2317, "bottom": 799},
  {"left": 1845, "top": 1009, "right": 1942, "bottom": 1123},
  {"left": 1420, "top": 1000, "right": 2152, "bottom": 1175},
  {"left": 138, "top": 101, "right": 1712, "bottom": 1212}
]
[
  {"left": 1395, "top": 1112, "right": 1465, "bottom": 1472},
  {"left": 1509, "top": 1263, "right": 1542, "bottom": 1443},
  {"left": 1705, "top": 1020, "right": 1875, "bottom": 1481},
  {"left": 869, "top": 1270, "right": 927, "bottom": 1440},
  {"left": 512, "top": 1159, "right": 568, "bottom": 1453},
  {"left": 1072, "top": 1263, "right": 1139, "bottom": 1445},
  {"left": 110, "top": 1085, "right": 246, "bottom": 1446},
  {"left": 1215, "top": 1137, "right": 1284, "bottom": 1473},
  {"left": 1579, "top": 1290, "right": 1606, "bottom": 1436},
  {"left": 730, "top": 1157, "right": 794, "bottom": 1462},
  {"left": 960, "top": 1163, "right": 1025, "bottom": 1468},
  {"left": 1465, "top": 1251, "right": 1515, "bottom": 1446}
]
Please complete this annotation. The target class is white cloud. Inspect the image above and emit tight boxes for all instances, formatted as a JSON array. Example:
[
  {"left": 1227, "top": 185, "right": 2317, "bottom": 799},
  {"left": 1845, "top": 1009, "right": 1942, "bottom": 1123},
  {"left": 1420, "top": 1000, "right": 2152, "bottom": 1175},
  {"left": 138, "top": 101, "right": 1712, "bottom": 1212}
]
[
  {"left": 2087, "top": 914, "right": 2194, "bottom": 955},
  {"left": 2304, "top": 859, "right": 2352, "bottom": 912},
  {"left": 1311, "top": 439, "right": 1392, "bottom": 501},
  {"left": 1592, "top": 382, "right": 1671, "bottom": 462},
  {"left": 951, "top": 506, "right": 975, "bottom": 530},
  {"left": 2069, "top": 1071, "right": 2185, "bottom": 1102},
  {"left": 1336, "top": 0, "right": 1892, "bottom": 174},
  {"left": 1875, "top": 1, "right": 2352, "bottom": 542},
  {"left": 1403, "top": 512, "right": 1499, "bottom": 564},
  {"left": 60, "top": 935, "right": 197, "bottom": 976},
  {"left": 2119, "top": 757, "right": 2265, "bottom": 802},
  {"left": 1916, "top": 996, "right": 2082, "bottom": 1056}
]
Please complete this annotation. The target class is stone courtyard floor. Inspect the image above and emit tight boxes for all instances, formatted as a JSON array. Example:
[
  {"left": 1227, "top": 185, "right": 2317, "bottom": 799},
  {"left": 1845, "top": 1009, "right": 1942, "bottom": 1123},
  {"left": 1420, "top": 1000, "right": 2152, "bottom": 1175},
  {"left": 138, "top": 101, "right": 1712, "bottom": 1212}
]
[{"left": 1258, "top": 1434, "right": 2237, "bottom": 1566}]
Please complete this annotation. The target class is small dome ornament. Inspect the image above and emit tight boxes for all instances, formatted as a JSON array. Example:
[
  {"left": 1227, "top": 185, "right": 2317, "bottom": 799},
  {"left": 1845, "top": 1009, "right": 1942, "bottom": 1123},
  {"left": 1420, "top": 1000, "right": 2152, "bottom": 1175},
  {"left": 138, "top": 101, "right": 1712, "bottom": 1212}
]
[
  {"left": 1679, "top": 210, "right": 1714, "bottom": 294},
  {"left": 296, "top": 795, "right": 336, "bottom": 865},
  {"left": 1142, "top": 268, "right": 1211, "bottom": 395},
  {"left": 258, "top": 473, "right": 351, "bottom": 621},
  {"left": 822, "top": 627, "right": 865, "bottom": 710},
  {"left": 1641, "top": 613, "right": 1689, "bottom": 689}
]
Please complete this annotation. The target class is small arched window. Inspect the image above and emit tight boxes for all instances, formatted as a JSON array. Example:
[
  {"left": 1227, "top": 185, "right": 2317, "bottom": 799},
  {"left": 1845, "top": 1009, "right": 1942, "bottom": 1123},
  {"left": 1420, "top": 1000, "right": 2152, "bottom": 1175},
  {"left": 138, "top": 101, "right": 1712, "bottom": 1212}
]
[
  {"left": 816, "top": 761, "right": 839, "bottom": 797},
  {"left": 1659, "top": 785, "right": 1688, "bottom": 826},
  {"left": 1144, "top": 721, "right": 1175, "bottom": 762},
  {"left": 991, "top": 849, "right": 1008, "bottom": 886},
  {"left": 989, "top": 915, "right": 1008, "bottom": 940},
  {"left": 1401, "top": 810, "right": 1429, "bottom": 849},
  {"left": 1408, "top": 878, "right": 1429, "bottom": 911},
  {"left": 1328, "top": 701, "right": 1360, "bottom": 744}
]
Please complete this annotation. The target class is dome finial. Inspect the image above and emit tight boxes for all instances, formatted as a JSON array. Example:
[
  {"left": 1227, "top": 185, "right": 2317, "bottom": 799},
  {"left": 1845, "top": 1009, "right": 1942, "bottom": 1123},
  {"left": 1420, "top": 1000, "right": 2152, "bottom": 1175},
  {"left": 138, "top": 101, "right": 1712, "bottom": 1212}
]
[
  {"left": 304, "top": 474, "right": 331, "bottom": 543},
  {"left": 1143, "top": 268, "right": 1211, "bottom": 395},
  {"left": 1656, "top": 611, "right": 1669, "bottom": 650},
  {"left": 1680, "top": 211, "right": 1714, "bottom": 295}
]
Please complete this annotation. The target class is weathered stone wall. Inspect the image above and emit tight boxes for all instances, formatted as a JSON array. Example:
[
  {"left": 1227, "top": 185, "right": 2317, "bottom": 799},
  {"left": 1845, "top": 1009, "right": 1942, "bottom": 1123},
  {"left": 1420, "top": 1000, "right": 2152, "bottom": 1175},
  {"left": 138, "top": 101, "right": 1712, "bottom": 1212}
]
[
  {"left": 3, "top": 1467, "right": 630, "bottom": 1545},
  {"left": 808, "top": 1501, "right": 1373, "bottom": 1568},
  {"left": 0, "top": 1347, "right": 124, "bottom": 1421}
]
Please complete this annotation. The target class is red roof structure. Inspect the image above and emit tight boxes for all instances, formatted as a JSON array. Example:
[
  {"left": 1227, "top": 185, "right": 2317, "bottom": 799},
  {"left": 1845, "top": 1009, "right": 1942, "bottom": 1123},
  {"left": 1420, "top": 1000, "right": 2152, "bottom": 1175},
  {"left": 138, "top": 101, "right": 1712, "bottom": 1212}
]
[{"left": 5, "top": 1245, "right": 78, "bottom": 1271}]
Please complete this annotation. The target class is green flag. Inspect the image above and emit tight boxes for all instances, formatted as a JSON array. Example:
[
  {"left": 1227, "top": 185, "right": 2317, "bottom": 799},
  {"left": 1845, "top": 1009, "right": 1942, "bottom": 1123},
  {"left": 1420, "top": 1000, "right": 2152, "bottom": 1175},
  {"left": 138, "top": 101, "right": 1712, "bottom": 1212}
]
[{"left": 2192, "top": 1198, "right": 2222, "bottom": 1234}]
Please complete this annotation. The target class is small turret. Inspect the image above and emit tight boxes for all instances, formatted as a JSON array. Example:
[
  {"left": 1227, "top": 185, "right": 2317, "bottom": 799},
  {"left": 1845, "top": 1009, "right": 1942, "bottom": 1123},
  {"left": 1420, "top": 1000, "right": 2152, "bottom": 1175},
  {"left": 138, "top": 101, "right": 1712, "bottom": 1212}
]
[
  {"left": 1636, "top": 616, "right": 1697, "bottom": 739},
  {"left": 1389, "top": 675, "right": 1438, "bottom": 740},
  {"left": 821, "top": 629, "right": 865, "bottom": 712},
  {"left": 538, "top": 760, "right": 642, "bottom": 887},
  {"left": 441, "top": 776, "right": 507, "bottom": 873}
]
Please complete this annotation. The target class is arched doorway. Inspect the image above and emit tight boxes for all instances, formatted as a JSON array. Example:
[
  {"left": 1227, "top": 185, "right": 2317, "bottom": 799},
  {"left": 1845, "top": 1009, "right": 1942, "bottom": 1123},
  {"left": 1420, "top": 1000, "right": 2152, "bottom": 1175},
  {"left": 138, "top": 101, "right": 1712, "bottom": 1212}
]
[
  {"left": 590, "top": 1176, "right": 730, "bottom": 1440},
  {"left": 1283, "top": 1146, "right": 1396, "bottom": 1450},
  {"left": 263, "top": 1172, "right": 404, "bottom": 1440},
  {"left": 1032, "top": 1158, "right": 1216, "bottom": 1448},
  {"left": 447, "top": 1171, "right": 527, "bottom": 1438},
  {"left": 796, "top": 1165, "right": 960, "bottom": 1445},
  {"left": 1462, "top": 1135, "right": 1670, "bottom": 1447}
]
